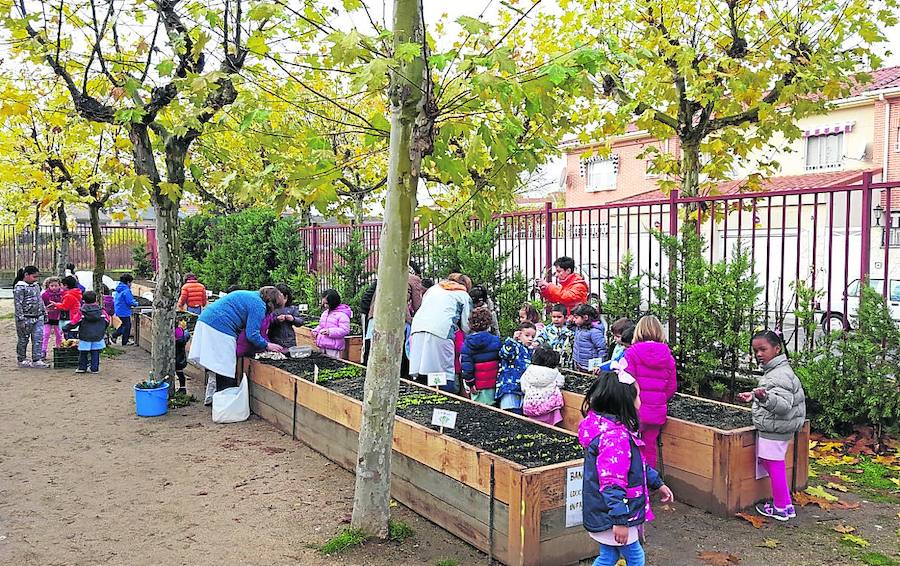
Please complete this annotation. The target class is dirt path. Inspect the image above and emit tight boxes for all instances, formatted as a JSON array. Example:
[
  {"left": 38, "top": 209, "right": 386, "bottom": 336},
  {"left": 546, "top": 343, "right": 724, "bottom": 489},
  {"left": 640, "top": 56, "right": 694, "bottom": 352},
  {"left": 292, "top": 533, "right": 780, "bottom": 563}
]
[{"left": 0, "top": 304, "right": 895, "bottom": 566}]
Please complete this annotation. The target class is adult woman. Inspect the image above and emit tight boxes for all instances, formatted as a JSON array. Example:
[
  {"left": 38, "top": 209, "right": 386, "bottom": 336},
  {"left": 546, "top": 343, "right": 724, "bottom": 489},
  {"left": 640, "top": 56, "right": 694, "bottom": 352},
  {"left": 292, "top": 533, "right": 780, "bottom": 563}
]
[
  {"left": 189, "top": 286, "right": 286, "bottom": 405},
  {"left": 408, "top": 273, "right": 473, "bottom": 393}
]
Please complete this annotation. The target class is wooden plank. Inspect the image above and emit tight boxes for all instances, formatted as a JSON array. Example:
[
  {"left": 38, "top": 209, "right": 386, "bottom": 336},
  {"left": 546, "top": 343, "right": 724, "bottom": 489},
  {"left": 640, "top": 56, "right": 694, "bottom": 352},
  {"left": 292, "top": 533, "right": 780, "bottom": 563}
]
[
  {"left": 660, "top": 466, "right": 720, "bottom": 515},
  {"left": 559, "top": 390, "right": 584, "bottom": 433},
  {"left": 507, "top": 472, "right": 525, "bottom": 566},
  {"left": 660, "top": 434, "right": 714, "bottom": 478},
  {"left": 536, "top": 528, "right": 597, "bottom": 566},
  {"left": 520, "top": 473, "right": 543, "bottom": 566},
  {"left": 661, "top": 418, "right": 715, "bottom": 446}
]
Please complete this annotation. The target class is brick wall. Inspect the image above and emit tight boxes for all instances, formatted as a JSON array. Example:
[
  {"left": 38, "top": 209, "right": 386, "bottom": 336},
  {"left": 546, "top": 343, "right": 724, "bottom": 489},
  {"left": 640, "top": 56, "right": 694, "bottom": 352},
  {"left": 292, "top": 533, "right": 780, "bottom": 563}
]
[{"left": 873, "top": 94, "right": 900, "bottom": 183}]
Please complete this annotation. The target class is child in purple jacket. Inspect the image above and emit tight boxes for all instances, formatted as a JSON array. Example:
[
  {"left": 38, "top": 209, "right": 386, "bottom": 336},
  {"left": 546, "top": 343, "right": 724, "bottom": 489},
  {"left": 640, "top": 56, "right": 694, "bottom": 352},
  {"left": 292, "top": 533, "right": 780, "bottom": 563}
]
[
  {"left": 313, "top": 289, "right": 352, "bottom": 358},
  {"left": 40, "top": 277, "right": 64, "bottom": 358},
  {"left": 579, "top": 371, "right": 673, "bottom": 565},
  {"left": 623, "top": 315, "right": 677, "bottom": 470}
]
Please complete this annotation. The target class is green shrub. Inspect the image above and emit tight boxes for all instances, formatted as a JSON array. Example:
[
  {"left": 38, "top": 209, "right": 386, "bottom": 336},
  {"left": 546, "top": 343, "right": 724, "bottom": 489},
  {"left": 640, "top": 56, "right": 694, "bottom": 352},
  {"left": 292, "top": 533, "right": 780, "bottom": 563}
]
[
  {"left": 602, "top": 250, "right": 642, "bottom": 321},
  {"left": 318, "top": 527, "right": 368, "bottom": 555},
  {"left": 791, "top": 277, "right": 823, "bottom": 352},
  {"left": 425, "top": 222, "right": 507, "bottom": 291},
  {"left": 181, "top": 213, "right": 219, "bottom": 274},
  {"left": 270, "top": 216, "right": 320, "bottom": 315},
  {"left": 651, "top": 230, "right": 761, "bottom": 395},
  {"left": 795, "top": 283, "right": 900, "bottom": 435},
  {"left": 132, "top": 244, "right": 154, "bottom": 279},
  {"left": 197, "top": 209, "right": 279, "bottom": 292},
  {"left": 387, "top": 519, "right": 415, "bottom": 542},
  {"left": 333, "top": 229, "right": 373, "bottom": 316},
  {"left": 496, "top": 271, "right": 528, "bottom": 337}
]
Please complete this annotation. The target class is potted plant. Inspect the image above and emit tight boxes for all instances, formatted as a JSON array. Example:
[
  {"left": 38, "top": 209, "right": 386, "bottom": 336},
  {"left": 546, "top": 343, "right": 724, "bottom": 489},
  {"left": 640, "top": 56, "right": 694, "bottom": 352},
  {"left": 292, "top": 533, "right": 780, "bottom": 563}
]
[{"left": 134, "top": 375, "right": 170, "bottom": 417}]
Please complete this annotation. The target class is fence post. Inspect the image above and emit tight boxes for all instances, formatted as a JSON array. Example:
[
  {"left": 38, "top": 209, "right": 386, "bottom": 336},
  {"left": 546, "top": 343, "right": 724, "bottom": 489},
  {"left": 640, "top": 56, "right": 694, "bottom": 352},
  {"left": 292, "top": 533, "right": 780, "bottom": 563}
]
[
  {"left": 145, "top": 227, "right": 158, "bottom": 272},
  {"left": 667, "top": 189, "right": 679, "bottom": 340},
  {"left": 860, "top": 171, "right": 874, "bottom": 281},
  {"left": 309, "top": 224, "right": 319, "bottom": 273},
  {"left": 543, "top": 201, "right": 553, "bottom": 280}
]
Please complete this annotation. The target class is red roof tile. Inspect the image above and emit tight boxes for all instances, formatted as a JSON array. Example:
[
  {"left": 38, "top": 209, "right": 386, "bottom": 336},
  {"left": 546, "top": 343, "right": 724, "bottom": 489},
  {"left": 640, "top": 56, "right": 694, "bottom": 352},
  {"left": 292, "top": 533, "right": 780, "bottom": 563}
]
[
  {"left": 611, "top": 168, "right": 882, "bottom": 204},
  {"left": 849, "top": 66, "right": 900, "bottom": 97}
]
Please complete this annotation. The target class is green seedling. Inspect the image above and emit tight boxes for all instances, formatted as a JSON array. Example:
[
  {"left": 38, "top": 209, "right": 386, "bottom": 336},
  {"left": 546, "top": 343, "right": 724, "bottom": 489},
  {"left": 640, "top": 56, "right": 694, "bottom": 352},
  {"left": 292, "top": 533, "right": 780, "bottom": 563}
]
[
  {"left": 388, "top": 519, "right": 415, "bottom": 542},
  {"left": 318, "top": 527, "right": 368, "bottom": 555}
]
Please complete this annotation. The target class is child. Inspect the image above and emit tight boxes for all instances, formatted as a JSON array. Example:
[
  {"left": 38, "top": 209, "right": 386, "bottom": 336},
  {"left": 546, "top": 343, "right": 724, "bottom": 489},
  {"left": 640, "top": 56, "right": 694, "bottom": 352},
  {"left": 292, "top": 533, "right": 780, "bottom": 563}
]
[
  {"left": 460, "top": 306, "right": 501, "bottom": 405},
  {"left": 313, "top": 289, "right": 352, "bottom": 358},
  {"left": 178, "top": 273, "right": 208, "bottom": 315},
  {"left": 175, "top": 320, "right": 190, "bottom": 395},
  {"left": 623, "top": 315, "right": 677, "bottom": 470},
  {"left": 579, "top": 371, "right": 673, "bottom": 565},
  {"left": 519, "top": 303, "right": 544, "bottom": 332},
  {"left": 572, "top": 304, "right": 607, "bottom": 372},
  {"left": 40, "top": 276, "right": 64, "bottom": 359},
  {"left": 738, "top": 330, "right": 806, "bottom": 521},
  {"left": 597, "top": 318, "right": 635, "bottom": 372},
  {"left": 51, "top": 276, "right": 82, "bottom": 340},
  {"left": 535, "top": 303, "right": 575, "bottom": 368},
  {"left": 495, "top": 321, "right": 536, "bottom": 413},
  {"left": 267, "top": 283, "right": 305, "bottom": 349},
  {"left": 521, "top": 347, "right": 565, "bottom": 425},
  {"left": 111, "top": 274, "right": 139, "bottom": 345},
  {"left": 14, "top": 266, "right": 48, "bottom": 368},
  {"left": 469, "top": 285, "right": 500, "bottom": 335},
  {"left": 65, "top": 290, "right": 110, "bottom": 374}
]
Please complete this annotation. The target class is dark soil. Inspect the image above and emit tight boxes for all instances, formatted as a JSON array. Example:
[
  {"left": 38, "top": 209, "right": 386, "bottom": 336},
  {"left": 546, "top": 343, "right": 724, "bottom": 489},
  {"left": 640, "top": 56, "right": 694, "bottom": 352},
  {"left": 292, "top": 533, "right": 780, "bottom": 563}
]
[
  {"left": 562, "top": 368, "right": 596, "bottom": 395},
  {"left": 258, "top": 357, "right": 585, "bottom": 468},
  {"left": 135, "top": 296, "right": 152, "bottom": 307},
  {"left": 667, "top": 395, "right": 752, "bottom": 430}
]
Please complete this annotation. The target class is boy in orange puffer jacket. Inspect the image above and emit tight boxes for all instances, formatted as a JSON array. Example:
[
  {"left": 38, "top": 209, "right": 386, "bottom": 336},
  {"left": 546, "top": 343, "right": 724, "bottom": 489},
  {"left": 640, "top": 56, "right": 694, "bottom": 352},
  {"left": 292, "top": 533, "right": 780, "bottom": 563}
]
[{"left": 178, "top": 273, "right": 208, "bottom": 315}]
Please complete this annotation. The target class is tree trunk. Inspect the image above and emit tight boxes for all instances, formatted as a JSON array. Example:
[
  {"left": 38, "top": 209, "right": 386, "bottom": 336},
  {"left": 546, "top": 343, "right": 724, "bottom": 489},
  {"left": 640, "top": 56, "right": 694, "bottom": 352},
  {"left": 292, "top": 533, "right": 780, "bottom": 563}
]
[
  {"left": 353, "top": 195, "right": 365, "bottom": 226},
  {"left": 56, "top": 201, "right": 71, "bottom": 276},
  {"left": 88, "top": 201, "right": 106, "bottom": 293},
  {"left": 31, "top": 204, "right": 40, "bottom": 266},
  {"left": 351, "top": 0, "right": 428, "bottom": 539},
  {"left": 680, "top": 139, "right": 701, "bottom": 198}
]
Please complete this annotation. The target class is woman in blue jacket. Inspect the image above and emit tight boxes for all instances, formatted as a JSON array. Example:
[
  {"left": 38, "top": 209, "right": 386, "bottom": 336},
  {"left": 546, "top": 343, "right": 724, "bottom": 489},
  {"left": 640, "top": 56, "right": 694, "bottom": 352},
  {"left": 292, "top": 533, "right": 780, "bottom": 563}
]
[{"left": 111, "top": 274, "right": 139, "bottom": 345}]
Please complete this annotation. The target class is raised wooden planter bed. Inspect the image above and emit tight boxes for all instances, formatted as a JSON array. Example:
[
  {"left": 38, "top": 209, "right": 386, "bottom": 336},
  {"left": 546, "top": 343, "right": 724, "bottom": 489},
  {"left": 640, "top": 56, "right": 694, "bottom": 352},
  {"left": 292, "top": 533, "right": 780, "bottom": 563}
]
[
  {"left": 558, "top": 369, "right": 809, "bottom": 517},
  {"left": 294, "top": 325, "right": 363, "bottom": 363},
  {"left": 245, "top": 355, "right": 596, "bottom": 566}
]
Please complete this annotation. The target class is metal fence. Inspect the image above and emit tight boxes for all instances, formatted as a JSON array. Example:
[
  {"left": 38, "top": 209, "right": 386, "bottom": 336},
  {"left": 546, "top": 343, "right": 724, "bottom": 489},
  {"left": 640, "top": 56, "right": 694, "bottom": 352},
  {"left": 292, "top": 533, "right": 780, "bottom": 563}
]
[
  {"left": 0, "top": 224, "right": 148, "bottom": 273},
  {"left": 299, "top": 173, "right": 900, "bottom": 350}
]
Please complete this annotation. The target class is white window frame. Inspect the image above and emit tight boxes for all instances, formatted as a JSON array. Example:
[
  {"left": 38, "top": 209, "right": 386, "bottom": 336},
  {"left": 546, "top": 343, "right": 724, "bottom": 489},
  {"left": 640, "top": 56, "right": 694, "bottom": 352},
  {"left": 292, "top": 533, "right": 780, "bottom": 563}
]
[
  {"left": 584, "top": 156, "right": 619, "bottom": 192},
  {"left": 644, "top": 159, "right": 659, "bottom": 179},
  {"left": 805, "top": 132, "right": 844, "bottom": 171}
]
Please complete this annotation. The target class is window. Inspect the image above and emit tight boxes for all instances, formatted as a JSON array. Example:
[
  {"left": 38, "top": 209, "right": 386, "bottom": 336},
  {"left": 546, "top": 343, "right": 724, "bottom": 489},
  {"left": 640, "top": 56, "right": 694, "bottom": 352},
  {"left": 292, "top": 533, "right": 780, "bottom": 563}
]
[
  {"left": 585, "top": 157, "right": 618, "bottom": 192},
  {"left": 805, "top": 133, "right": 843, "bottom": 170},
  {"left": 644, "top": 160, "right": 659, "bottom": 178},
  {"left": 896, "top": 126, "right": 900, "bottom": 152}
]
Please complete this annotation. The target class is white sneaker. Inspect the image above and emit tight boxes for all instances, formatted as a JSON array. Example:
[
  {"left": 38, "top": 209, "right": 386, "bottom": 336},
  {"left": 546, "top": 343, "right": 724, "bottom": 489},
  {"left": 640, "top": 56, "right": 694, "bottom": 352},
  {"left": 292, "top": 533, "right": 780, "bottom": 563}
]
[
  {"left": 32, "top": 360, "right": 50, "bottom": 369},
  {"left": 18, "top": 360, "right": 32, "bottom": 368}
]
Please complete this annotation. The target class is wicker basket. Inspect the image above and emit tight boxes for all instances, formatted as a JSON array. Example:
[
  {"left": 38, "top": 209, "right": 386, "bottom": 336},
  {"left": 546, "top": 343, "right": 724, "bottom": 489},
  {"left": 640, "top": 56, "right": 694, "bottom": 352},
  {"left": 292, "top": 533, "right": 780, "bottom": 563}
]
[{"left": 52, "top": 347, "right": 81, "bottom": 369}]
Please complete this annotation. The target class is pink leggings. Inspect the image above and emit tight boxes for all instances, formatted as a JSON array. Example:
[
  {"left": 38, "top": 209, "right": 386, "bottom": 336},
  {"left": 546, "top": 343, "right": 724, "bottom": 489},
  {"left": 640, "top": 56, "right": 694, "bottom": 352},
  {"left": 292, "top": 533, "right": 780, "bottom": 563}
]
[
  {"left": 42, "top": 324, "right": 63, "bottom": 355},
  {"left": 639, "top": 424, "right": 662, "bottom": 470},
  {"left": 760, "top": 458, "right": 792, "bottom": 508}
]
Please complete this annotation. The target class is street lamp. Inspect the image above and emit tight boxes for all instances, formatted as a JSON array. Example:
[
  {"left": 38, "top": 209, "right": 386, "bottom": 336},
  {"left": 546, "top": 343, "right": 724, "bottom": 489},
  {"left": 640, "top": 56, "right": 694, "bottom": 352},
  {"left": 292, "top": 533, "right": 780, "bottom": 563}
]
[{"left": 874, "top": 204, "right": 884, "bottom": 226}]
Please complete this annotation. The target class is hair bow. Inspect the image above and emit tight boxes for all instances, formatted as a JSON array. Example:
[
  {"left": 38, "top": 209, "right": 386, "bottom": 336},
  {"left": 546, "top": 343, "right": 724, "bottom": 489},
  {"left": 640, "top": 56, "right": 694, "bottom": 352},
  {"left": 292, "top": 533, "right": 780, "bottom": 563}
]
[{"left": 608, "top": 358, "right": 636, "bottom": 385}]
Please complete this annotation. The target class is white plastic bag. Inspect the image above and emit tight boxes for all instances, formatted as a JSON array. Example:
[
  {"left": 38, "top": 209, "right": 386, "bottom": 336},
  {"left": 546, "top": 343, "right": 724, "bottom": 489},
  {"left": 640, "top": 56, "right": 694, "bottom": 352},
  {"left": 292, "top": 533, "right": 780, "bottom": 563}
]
[{"left": 212, "top": 373, "right": 250, "bottom": 423}]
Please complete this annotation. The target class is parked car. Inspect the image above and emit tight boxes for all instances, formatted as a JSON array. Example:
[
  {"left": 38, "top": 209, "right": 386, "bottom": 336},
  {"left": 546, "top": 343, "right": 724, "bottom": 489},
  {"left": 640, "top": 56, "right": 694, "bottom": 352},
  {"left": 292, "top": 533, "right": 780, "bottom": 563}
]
[
  {"left": 820, "top": 277, "right": 900, "bottom": 332},
  {"left": 74, "top": 270, "right": 116, "bottom": 293}
]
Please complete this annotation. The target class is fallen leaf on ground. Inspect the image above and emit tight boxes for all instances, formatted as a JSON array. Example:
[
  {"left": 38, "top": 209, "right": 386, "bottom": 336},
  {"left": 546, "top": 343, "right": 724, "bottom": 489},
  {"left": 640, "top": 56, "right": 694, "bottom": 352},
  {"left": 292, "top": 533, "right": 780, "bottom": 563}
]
[
  {"left": 660, "top": 504, "right": 676, "bottom": 512},
  {"left": 825, "top": 482, "right": 848, "bottom": 492},
  {"left": 758, "top": 538, "right": 779, "bottom": 548},
  {"left": 260, "top": 446, "right": 285, "bottom": 454},
  {"left": 832, "top": 500, "right": 861, "bottom": 510},
  {"left": 698, "top": 551, "right": 741, "bottom": 565},
  {"left": 848, "top": 438, "right": 875, "bottom": 456},
  {"left": 841, "top": 534, "right": 870, "bottom": 547},
  {"left": 793, "top": 491, "right": 832, "bottom": 509},
  {"left": 873, "top": 454, "right": 897, "bottom": 466},
  {"left": 832, "top": 524, "right": 856, "bottom": 534},
  {"left": 736, "top": 512, "right": 767, "bottom": 528},
  {"left": 806, "top": 485, "right": 839, "bottom": 502}
]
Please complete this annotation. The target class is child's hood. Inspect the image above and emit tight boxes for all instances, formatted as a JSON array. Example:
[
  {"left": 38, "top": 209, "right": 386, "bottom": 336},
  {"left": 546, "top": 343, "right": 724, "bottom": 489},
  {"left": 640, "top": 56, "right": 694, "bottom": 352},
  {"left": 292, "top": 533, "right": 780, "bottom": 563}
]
[
  {"left": 466, "top": 331, "right": 500, "bottom": 351},
  {"left": 329, "top": 304, "right": 353, "bottom": 319},
  {"left": 65, "top": 287, "right": 83, "bottom": 301},
  {"left": 523, "top": 364, "right": 562, "bottom": 387},
  {"left": 578, "top": 411, "right": 630, "bottom": 448},
  {"left": 81, "top": 303, "right": 104, "bottom": 321},
  {"left": 628, "top": 341, "right": 672, "bottom": 368}
]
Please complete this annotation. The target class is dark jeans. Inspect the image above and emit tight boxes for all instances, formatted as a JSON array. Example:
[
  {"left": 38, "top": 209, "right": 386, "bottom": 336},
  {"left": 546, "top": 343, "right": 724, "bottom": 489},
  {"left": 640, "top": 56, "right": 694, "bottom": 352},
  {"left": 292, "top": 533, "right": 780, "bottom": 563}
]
[
  {"left": 113, "top": 315, "right": 132, "bottom": 344},
  {"left": 78, "top": 350, "right": 101, "bottom": 372},
  {"left": 176, "top": 370, "right": 186, "bottom": 388}
]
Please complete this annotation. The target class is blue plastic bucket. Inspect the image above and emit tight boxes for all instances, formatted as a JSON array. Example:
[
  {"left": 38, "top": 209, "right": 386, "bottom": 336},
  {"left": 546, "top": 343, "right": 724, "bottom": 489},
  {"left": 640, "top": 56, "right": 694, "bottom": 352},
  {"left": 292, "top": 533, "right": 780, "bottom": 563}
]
[{"left": 134, "top": 382, "right": 170, "bottom": 417}]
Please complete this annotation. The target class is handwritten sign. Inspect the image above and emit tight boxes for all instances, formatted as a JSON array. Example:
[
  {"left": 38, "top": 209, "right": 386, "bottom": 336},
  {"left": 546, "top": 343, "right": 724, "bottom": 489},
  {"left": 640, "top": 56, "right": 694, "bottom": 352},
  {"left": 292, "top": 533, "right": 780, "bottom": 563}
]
[
  {"left": 431, "top": 408, "right": 457, "bottom": 430},
  {"left": 587, "top": 358, "right": 604, "bottom": 372},
  {"left": 427, "top": 372, "right": 448, "bottom": 387},
  {"left": 565, "top": 465, "right": 584, "bottom": 528},
  {"left": 297, "top": 303, "right": 309, "bottom": 313}
]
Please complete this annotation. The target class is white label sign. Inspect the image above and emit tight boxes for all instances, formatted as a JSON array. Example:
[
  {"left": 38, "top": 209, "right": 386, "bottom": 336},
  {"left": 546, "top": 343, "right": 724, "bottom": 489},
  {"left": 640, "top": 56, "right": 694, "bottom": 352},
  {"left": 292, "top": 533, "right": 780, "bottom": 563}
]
[
  {"left": 427, "top": 372, "right": 448, "bottom": 387},
  {"left": 298, "top": 303, "right": 309, "bottom": 313},
  {"left": 313, "top": 364, "right": 319, "bottom": 383},
  {"left": 565, "top": 465, "right": 584, "bottom": 528},
  {"left": 431, "top": 408, "right": 457, "bottom": 430},
  {"left": 587, "top": 358, "right": 604, "bottom": 372}
]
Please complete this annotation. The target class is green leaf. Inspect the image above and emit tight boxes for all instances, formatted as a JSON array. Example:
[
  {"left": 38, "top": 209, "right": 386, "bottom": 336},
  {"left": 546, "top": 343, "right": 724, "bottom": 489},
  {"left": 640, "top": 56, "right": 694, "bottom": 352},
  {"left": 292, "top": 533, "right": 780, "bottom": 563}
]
[
  {"left": 342, "top": 0, "right": 364, "bottom": 10},
  {"left": 545, "top": 64, "right": 569, "bottom": 86},
  {"left": 156, "top": 59, "right": 175, "bottom": 77},
  {"left": 247, "top": 32, "right": 269, "bottom": 57},
  {"left": 457, "top": 15, "right": 490, "bottom": 35},
  {"left": 394, "top": 42, "right": 421, "bottom": 62}
]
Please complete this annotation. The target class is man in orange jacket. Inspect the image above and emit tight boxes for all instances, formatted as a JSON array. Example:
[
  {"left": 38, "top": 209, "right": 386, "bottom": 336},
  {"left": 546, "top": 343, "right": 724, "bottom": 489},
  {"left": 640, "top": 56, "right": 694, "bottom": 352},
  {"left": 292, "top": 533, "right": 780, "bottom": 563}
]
[
  {"left": 178, "top": 273, "right": 208, "bottom": 315},
  {"left": 537, "top": 256, "right": 588, "bottom": 314}
]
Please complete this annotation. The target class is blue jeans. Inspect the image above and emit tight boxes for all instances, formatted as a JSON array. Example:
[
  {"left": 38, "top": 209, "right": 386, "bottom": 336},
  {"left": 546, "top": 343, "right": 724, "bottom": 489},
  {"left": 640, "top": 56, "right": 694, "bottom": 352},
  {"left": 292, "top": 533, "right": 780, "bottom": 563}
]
[
  {"left": 593, "top": 541, "right": 645, "bottom": 566},
  {"left": 113, "top": 315, "right": 132, "bottom": 344},
  {"left": 78, "top": 350, "right": 101, "bottom": 372}
]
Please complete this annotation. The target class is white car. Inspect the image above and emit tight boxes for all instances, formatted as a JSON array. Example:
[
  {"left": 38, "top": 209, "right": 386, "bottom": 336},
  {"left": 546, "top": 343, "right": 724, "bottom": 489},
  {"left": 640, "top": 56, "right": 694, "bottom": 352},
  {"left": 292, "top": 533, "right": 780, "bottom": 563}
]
[{"left": 820, "top": 277, "right": 900, "bottom": 332}]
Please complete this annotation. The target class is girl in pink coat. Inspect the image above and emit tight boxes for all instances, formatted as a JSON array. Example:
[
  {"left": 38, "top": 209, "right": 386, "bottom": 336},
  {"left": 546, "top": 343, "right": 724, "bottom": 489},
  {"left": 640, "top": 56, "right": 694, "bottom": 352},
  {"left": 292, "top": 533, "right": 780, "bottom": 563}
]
[
  {"left": 623, "top": 315, "right": 677, "bottom": 469},
  {"left": 313, "top": 289, "right": 353, "bottom": 358}
]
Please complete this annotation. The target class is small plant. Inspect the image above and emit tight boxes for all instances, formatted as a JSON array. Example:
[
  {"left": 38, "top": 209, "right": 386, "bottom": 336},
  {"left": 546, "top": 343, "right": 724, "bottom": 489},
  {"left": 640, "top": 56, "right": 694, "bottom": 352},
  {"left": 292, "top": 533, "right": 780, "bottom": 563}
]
[
  {"left": 135, "top": 374, "right": 167, "bottom": 389},
  {"left": 387, "top": 519, "right": 415, "bottom": 542},
  {"left": 434, "top": 560, "right": 460, "bottom": 566},
  {"left": 318, "top": 527, "right": 368, "bottom": 555},
  {"left": 169, "top": 391, "right": 196, "bottom": 408},
  {"left": 602, "top": 251, "right": 642, "bottom": 321},
  {"left": 333, "top": 228, "right": 374, "bottom": 316},
  {"left": 101, "top": 346, "right": 125, "bottom": 358},
  {"left": 132, "top": 244, "right": 154, "bottom": 279},
  {"left": 791, "top": 276, "right": 823, "bottom": 352}
]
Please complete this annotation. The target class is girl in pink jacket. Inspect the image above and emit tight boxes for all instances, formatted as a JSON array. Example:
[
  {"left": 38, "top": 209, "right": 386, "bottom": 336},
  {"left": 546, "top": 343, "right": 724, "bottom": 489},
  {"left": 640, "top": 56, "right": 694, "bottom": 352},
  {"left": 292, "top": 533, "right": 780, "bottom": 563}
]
[
  {"left": 623, "top": 315, "right": 677, "bottom": 469},
  {"left": 313, "top": 289, "right": 353, "bottom": 358}
]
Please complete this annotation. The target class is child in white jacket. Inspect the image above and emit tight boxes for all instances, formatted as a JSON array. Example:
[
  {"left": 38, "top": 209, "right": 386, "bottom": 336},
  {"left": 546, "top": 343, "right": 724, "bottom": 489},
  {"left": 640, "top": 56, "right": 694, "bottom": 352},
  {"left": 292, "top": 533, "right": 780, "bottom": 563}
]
[{"left": 521, "top": 347, "right": 566, "bottom": 426}]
